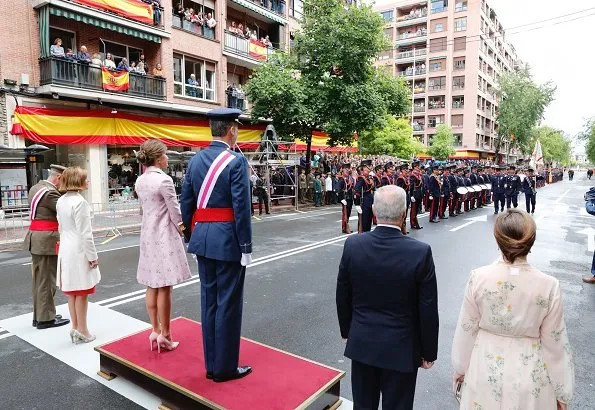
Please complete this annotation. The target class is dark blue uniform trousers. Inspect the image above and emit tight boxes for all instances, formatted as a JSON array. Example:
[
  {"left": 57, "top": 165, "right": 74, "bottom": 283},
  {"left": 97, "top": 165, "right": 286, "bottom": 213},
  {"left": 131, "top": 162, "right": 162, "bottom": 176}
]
[
  {"left": 197, "top": 256, "right": 246, "bottom": 376},
  {"left": 493, "top": 193, "right": 505, "bottom": 212},
  {"left": 360, "top": 205, "right": 373, "bottom": 232},
  {"left": 506, "top": 194, "right": 518, "bottom": 209},
  {"left": 525, "top": 193, "right": 536, "bottom": 213},
  {"left": 351, "top": 360, "right": 418, "bottom": 410}
]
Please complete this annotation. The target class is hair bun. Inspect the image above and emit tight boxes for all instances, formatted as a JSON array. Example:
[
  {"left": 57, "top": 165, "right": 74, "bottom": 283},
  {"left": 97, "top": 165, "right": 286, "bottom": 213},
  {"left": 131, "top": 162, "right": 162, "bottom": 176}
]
[{"left": 136, "top": 150, "right": 147, "bottom": 164}]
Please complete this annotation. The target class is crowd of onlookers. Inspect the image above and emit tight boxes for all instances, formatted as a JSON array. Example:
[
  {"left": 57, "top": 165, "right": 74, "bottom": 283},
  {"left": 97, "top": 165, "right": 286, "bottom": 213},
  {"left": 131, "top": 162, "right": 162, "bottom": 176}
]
[
  {"left": 174, "top": 4, "right": 217, "bottom": 35},
  {"left": 228, "top": 21, "right": 274, "bottom": 49}
]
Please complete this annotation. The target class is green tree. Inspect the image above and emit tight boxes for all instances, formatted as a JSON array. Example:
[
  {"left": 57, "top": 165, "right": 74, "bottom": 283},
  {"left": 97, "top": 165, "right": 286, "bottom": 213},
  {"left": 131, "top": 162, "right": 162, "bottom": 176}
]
[
  {"left": 530, "top": 126, "right": 571, "bottom": 166},
  {"left": 495, "top": 64, "right": 556, "bottom": 159},
  {"left": 427, "top": 124, "right": 456, "bottom": 160},
  {"left": 246, "top": 0, "right": 410, "bottom": 169},
  {"left": 360, "top": 116, "right": 425, "bottom": 158},
  {"left": 580, "top": 119, "right": 595, "bottom": 164}
]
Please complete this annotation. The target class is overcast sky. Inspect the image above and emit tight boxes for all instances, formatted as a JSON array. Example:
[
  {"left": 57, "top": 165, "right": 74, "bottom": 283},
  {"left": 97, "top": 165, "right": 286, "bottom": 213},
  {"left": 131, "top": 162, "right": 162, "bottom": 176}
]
[{"left": 372, "top": 0, "right": 594, "bottom": 147}]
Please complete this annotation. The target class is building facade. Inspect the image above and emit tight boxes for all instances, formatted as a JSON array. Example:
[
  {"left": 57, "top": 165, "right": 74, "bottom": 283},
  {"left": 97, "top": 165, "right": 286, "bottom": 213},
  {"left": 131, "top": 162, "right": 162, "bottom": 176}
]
[
  {"left": 0, "top": 0, "right": 306, "bottom": 209},
  {"left": 375, "top": 0, "right": 518, "bottom": 161}
]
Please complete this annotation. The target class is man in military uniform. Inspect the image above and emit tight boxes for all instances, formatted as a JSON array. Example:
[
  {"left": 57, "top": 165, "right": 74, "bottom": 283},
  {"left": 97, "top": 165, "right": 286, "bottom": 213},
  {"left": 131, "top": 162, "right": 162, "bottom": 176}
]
[
  {"left": 439, "top": 165, "right": 451, "bottom": 220},
  {"left": 306, "top": 170, "right": 314, "bottom": 201},
  {"left": 24, "top": 164, "right": 70, "bottom": 329},
  {"left": 298, "top": 169, "right": 307, "bottom": 204},
  {"left": 254, "top": 171, "right": 270, "bottom": 215},
  {"left": 396, "top": 164, "right": 410, "bottom": 234},
  {"left": 181, "top": 108, "right": 253, "bottom": 382},
  {"left": 422, "top": 167, "right": 431, "bottom": 213},
  {"left": 463, "top": 168, "right": 473, "bottom": 212},
  {"left": 522, "top": 167, "right": 538, "bottom": 214},
  {"left": 505, "top": 165, "right": 521, "bottom": 209},
  {"left": 354, "top": 160, "right": 375, "bottom": 233},
  {"left": 447, "top": 165, "right": 459, "bottom": 217},
  {"left": 409, "top": 161, "right": 424, "bottom": 229},
  {"left": 469, "top": 165, "right": 479, "bottom": 210},
  {"left": 381, "top": 162, "right": 395, "bottom": 186},
  {"left": 338, "top": 164, "right": 355, "bottom": 234},
  {"left": 428, "top": 167, "right": 442, "bottom": 223},
  {"left": 492, "top": 166, "right": 506, "bottom": 214}
]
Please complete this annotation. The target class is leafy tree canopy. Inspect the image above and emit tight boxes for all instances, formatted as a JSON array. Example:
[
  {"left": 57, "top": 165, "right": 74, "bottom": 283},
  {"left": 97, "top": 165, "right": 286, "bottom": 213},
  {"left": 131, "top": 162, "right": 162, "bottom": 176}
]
[
  {"left": 360, "top": 116, "right": 425, "bottom": 158},
  {"left": 495, "top": 64, "right": 556, "bottom": 157},
  {"left": 427, "top": 124, "right": 456, "bottom": 160},
  {"left": 580, "top": 118, "right": 595, "bottom": 164},
  {"left": 530, "top": 126, "right": 571, "bottom": 166}
]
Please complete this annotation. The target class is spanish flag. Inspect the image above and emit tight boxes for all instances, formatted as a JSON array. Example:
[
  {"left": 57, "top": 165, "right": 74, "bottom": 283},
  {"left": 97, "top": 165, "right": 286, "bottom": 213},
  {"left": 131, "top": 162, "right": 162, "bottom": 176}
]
[
  {"left": 101, "top": 67, "right": 130, "bottom": 92},
  {"left": 249, "top": 39, "right": 267, "bottom": 60},
  {"left": 73, "top": 0, "right": 153, "bottom": 25}
]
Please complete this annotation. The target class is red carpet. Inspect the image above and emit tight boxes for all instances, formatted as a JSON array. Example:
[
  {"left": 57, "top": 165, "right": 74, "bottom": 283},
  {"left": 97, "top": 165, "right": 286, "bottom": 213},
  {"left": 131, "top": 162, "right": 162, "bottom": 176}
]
[{"left": 99, "top": 317, "right": 343, "bottom": 409}]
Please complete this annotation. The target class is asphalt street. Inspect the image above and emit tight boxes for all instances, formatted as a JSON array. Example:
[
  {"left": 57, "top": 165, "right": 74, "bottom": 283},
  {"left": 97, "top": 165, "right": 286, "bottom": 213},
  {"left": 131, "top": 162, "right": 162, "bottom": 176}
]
[{"left": 0, "top": 174, "right": 594, "bottom": 410}]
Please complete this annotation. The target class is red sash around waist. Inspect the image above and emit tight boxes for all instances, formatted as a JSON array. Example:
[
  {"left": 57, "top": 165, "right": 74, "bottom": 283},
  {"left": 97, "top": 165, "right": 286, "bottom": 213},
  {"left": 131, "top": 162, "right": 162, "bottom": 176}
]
[
  {"left": 29, "top": 220, "right": 59, "bottom": 231},
  {"left": 192, "top": 208, "right": 235, "bottom": 227}
]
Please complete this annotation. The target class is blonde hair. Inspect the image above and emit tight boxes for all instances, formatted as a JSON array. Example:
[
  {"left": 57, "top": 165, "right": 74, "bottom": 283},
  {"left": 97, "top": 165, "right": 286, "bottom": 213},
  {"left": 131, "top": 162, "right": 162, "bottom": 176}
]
[
  {"left": 137, "top": 140, "right": 166, "bottom": 166},
  {"left": 60, "top": 167, "right": 88, "bottom": 192},
  {"left": 494, "top": 209, "right": 536, "bottom": 263}
]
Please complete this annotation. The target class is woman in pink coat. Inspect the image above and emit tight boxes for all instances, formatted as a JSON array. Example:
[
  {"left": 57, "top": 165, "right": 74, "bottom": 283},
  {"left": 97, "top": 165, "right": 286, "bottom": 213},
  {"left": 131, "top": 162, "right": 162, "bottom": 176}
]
[{"left": 135, "top": 140, "right": 191, "bottom": 352}]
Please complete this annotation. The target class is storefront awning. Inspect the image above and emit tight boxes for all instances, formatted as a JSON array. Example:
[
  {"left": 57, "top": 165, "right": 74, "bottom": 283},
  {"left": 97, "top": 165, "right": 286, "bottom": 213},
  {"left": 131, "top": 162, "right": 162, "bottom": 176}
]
[
  {"left": 50, "top": 6, "right": 161, "bottom": 43},
  {"left": 10, "top": 106, "right": 356, "bottom": 152},
  {"left": 231, "top": 0, "right": 287, "bottom": 25}
]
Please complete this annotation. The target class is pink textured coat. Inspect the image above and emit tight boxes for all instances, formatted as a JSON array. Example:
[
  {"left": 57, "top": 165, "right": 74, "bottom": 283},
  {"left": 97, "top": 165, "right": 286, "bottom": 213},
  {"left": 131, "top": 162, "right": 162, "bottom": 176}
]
[{"left": 135, "top": 167, "right": 191, "bottom": 288}]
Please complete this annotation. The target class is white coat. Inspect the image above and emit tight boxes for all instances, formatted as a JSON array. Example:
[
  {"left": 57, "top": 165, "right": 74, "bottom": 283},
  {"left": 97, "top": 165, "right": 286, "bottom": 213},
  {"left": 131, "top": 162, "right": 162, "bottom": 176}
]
[{"left": 56, "top": 192, "right": 101, "bottom": 292}]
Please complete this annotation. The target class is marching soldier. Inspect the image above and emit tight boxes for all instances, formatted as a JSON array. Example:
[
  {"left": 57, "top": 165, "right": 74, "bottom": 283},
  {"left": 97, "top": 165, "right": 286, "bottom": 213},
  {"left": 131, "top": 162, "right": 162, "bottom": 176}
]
[
  {"left": 373, "top": 165, "right": 383, "bottom": 189},
  {"left": 409, "top": 161, "right": 424, "bottom": 230},
  {"left": 354, "top": 160, "right": 375, "bottom": 233},
  {"left": 338, "top": 164, "right": 355, "bottom": 234},
  {"left": 25, "top": 164, "right": 70, "bottom": 329},
  {"left": 492, "top": 166, "right": 506, "bottom": 214},
  {"left": 463, "top": 168, "right": 473, "bottom": 212},
  {"left": 428, "top": 166, "right": 442, "bottom": 223},
  {"left": 422, "top": 167, "right": 430, "bottom": 213},
  {"left": 476, "top": 167, "right": 486, "bottom": 207},
  {"left": 522, "top": 167, "right": 538, "bottom": 214},
  {"left": 505, "top": 165, "right": 521, "bottom": 209},
  {"left": 439, "top": 165, "right": 451, "bottom": 219},
  {"left": 396, "top": 164, "right": 410, "bottom": 234},
  {"left": 381, "top": 162, "right": 395, "bottom": 186},
  {"left": 469, "top": 165, "right": 479, "bottom": 209},
  {"left": 180, "top": 108, "right": 253, "bottom": 382},
  {"left": 448, "top": 165, "right": 459, "bottom": 217}
]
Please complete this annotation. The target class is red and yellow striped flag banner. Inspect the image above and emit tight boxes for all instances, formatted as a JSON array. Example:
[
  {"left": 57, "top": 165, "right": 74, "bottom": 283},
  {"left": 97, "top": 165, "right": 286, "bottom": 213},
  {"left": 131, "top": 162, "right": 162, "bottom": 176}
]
[
  {"left": 249, "top": 39, "right": 268, "bottom": 60},
  {"left": 73, "top": 0, "right": 153, "bottom": 25},
  {"left": 101, "top": 67, "right": 130, "bottom": 92}
]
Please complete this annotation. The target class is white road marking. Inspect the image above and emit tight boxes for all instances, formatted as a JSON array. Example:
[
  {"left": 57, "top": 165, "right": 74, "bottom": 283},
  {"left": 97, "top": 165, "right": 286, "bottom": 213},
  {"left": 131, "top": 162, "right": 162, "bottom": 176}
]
[
  {"left": 555, "top": 189, "right": 571, "bottom": 203},
  {"left": 449, "top": 215, "right": 488, "bottom": 232},
  {"left": 578, "top": 227, "right": 595, "bottom": 252}
]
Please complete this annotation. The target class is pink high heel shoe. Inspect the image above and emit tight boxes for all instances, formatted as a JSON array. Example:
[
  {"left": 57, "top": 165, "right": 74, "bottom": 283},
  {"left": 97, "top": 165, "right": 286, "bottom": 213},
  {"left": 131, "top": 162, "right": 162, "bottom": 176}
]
[
  {"left": 149, "top": 331, "right": 159, "bottom": 351},
  {"left": 157, "top": 334, "right": 179, "bottom": 353}
]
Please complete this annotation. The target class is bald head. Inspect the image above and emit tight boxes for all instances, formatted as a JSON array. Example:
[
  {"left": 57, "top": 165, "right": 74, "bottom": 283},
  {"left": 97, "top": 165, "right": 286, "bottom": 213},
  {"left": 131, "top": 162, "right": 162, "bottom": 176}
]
[{"left": 373, "top": 185, "right": 406, "bottom": 225}]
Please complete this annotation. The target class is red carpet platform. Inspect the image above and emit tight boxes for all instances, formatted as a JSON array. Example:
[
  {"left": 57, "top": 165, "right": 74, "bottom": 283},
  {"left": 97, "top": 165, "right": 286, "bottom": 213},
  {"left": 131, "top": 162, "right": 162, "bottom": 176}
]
[{"left": 95, "top": 317, "right": 344, "bottom": 410}]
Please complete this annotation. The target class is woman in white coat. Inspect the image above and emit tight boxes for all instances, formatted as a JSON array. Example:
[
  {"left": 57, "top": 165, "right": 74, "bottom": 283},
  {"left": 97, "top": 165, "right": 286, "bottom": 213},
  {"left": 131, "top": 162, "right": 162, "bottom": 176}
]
[{"left": 57, "top": 167, "right": 100, "bottom": 344}]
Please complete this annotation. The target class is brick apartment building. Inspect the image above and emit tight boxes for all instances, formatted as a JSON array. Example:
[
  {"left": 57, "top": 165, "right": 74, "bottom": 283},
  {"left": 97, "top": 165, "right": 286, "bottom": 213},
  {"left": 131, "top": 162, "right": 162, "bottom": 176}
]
[
  {"left": 0, "top": 0, "right": 305, "bottom": 208},
  {"left": 374, "top": 0, "right": 519, "bottom": 161}
]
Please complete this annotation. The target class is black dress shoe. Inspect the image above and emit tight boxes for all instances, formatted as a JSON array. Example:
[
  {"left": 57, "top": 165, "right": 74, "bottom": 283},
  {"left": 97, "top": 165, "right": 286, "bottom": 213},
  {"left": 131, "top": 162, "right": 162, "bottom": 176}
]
[
  {"left": 213, "top": 366, "right": 252, "bottom": 382},
  {"left": 411, "top": 226, "right": 423, "bottom": 230},
  {"left": 440, "top": 216, "right": 449, "bottom": 220},
  {"left": 33, "top": 314, "right": 62, "bottom": 327},
  {"left": 36, "top": 317, "right": 70, "bottom": 329},
  {"left": 206, "top": 372, "right": 213, "bottom": 379}
]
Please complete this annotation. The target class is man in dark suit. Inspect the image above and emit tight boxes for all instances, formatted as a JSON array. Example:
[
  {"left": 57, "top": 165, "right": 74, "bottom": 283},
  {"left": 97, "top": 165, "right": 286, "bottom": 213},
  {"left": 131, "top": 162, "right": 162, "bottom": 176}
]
[{"left": 336, "top": 185, "right": 439, "bottom": 410}]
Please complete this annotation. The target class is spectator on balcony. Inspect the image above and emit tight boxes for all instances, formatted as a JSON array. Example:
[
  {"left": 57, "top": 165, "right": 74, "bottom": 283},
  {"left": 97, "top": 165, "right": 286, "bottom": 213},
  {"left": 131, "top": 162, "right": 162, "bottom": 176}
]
[
  {"left": 150, "top": 0, "right": 161, "bottom": 26},
  {"left": 50, "top": 38, "right": 65, "bottom": 58},
  {"left": 65, "top": 48, "right": 76, "bottom": 60},
  {"left": 186, "top": 73, "right": 199, "bottom": 97},
  {"left": 153, "top": 63, "right": 164, "bottom": 78},
  {"left": 117, "top": 58, "right": 132, "bottom": 72},
  {"left": 237, "top": 23, "right": 244, "bottom": 35},
  {"left": 104, "top": 53, "right": 116, "bottom": 70},
  {"left": 135, "top": 60, "right": 147, "bottom": 75},
  {"left": 91, "top": 53, "right": 102, "bottom": 67},
  {"left": 206, "top": 12, "right": 216, "bottom": 28},
  {"left": 176, "top": 4, "right": 185, "bottom": 20},
  {"left": 263, "top": 35, "right": 273, "bottom": 49},
  {"left": 192, "top": 11, "right": 204, "bottom": 26},
  {"left": 77, "top": 46, "right": 91, "bottom": 63},
  {"left": 229, "top": 21, "right": 238, "bottom": 34}
]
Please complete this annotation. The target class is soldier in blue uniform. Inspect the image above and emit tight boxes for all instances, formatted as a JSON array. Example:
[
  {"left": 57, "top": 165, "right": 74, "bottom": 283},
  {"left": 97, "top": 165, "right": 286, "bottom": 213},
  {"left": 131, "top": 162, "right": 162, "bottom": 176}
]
[
  {"left": 338, "top": 163, "right": 355, "bottom": 234},
  {"left": 354, "top": 160, "right": 375, "bottom": 233},
  {"left": 522, "top": 167, "right": 541, "bottom": 214},
  {"left": 180, "top": 108, "right": 253, "bottom": 383},
  {"left": 439, "top": 165, "right": 451, "bottom": 219},
  {"left": 492, "top": 166, "right": 506, "bottom": 214},
  {"left": 447, "top": 165, "right": 459, "bottom": 217},
  {"left": 428, "top": 166, "right": 442, "bottom": 223},
  {"left": 505, "top": 165, "right": 521, "bottom": 209}
]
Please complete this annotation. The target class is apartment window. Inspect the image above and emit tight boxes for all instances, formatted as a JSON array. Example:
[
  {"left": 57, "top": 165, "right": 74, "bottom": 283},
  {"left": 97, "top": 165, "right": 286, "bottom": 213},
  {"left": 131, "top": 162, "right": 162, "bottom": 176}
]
[
  {"left": 434, "top": 23, "right": 444, "bottom": 32},
  {"left": 453, "top": 75, "right": 465, "bottom": 89},
  {"left": 455, "top": 0, "right": 468, "bottom": 12},
  {"left": 289, "top": 0, "right": 303, "bottom": 19},
  {"left": 454, "top": 17, "right": 467, "bottom": 32},
  {"left": 380, "top": 10, "right": 394, "bottom": 22},
  {"left": 454, "top": 36, "right": 466, "bottom": 51},
  {"left": 50, "top": 27, "right": 76, "bottom": 55},
  {"left": 428, "top": 96, "right": 445, "bottom": 109},
  {"left": 102, "top": 40, "right": 142, "bottom": 66},
  {"left": 431, "top": 0, "right": 447, "bottom": 14},
  {"left": 383, "top": 28, "right": 393, "bottom": 41},
  {"left": 428, "top": 76, "right": 446, "bottom": 90},
  {"left": 452, "top": 96, "right": 465, "bottom": 109},
  {"left": 430, "top": 61, "right": 443, "bottom": 72},
  {"left": 453, "top": 57, "right": 466, "bottom": 70},
  {"left": 428, "top": 115, "right": 445, "bottom": 128},
  {"left": 430, "top": 37, "right": 447, "bottom": 52},
  {"left": 173, "top": 53, "right": 216, "bottom": 101},
  {"left": 451, "top": 114, "right": 464, "bottom": 128}
]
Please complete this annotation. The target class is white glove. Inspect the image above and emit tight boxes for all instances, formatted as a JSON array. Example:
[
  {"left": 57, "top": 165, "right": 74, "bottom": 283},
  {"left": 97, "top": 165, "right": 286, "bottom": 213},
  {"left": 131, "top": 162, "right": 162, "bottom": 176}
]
[
  {"left": 240, "top": 253, "right": 252, "bottom": 266},
  {"left": 341, "top": 199, "right": 347, "bottom": 206},
  {"left": 429, "top": 196, "right": 433, "bottom": 201},
  {"left": 356, "top": 206, "right": 363, "bottom": 214},
  {"left": 411, "top": 197, "right": 416, "bottom": 203}
]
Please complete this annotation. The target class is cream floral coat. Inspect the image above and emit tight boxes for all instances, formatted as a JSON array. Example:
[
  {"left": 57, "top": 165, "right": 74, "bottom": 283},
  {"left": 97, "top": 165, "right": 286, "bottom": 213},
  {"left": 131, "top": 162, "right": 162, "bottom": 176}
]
[{"left": 452, "top": 259, "right": 574, "bottom": 410}]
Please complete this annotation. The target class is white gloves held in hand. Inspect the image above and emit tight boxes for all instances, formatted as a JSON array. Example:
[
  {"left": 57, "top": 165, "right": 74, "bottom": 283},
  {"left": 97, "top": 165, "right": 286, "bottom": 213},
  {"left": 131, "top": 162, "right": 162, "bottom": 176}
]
[
  {"left": 240, "top": 253, "right": 252, "bottom": 266},
  {"left": 355, "top": 206, "right": 363, "bottom": 214},
  {"left": 341, "top": 199, "right": 347, "bottom": 206}
]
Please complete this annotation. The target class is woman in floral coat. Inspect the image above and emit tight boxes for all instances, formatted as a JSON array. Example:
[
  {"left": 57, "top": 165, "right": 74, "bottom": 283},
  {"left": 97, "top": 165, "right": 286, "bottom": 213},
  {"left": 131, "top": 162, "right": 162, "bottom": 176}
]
[{"left": 452, "top": 209, "right": 574, "bottom": 410}]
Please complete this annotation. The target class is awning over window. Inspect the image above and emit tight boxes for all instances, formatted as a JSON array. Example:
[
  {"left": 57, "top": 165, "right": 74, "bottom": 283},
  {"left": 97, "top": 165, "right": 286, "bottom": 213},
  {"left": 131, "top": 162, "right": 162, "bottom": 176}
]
[
  {"left": 50, "top": 6, "right": 161, "bottom": 43},
  {"left": 231, "top": 0, "right": 287, "bottom": 25}
]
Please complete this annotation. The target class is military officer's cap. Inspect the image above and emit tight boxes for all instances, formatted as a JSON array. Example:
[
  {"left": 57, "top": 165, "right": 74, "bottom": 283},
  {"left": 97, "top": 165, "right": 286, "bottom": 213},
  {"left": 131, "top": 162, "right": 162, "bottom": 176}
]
[
  {"left": 400, "top": 164, "right": 409, "bottom": 171},
  {"left": 360, "top": 159, "right": 372, "bottom": 168},
  {"left": 508, "top": 165, "right": 516, "bottom": 170},
  {"left": 384, "top": 162, "right": 394, "bottom": 170},
  {"left": 375, "top": 164, "right": 384, "bottom": 171},
  {"left": 412, "top": 160, "right": 420, "bottom": 167},
  {"left": 341, "top": 163, "right": 351, "bottom": 170},
  {"left": 206, "top": 108, "right": 243, "bottom": 124},
  {"left": 527, "top": 167, "right": 535, "bottom": 172},
  {"left": 49, "top": 164, "right": 66, "bottom": 173}
]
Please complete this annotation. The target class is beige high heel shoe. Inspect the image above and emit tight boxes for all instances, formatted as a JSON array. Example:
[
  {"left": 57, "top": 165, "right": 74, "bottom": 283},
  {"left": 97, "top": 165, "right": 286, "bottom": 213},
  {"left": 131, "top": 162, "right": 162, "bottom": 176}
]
[
  {"left": 149, "top": 331, "right": 159, "bottom": 351},
  {"left": 74, "top": 330, "right": 96, "bottom": 344},
  {"left": 156, "top": 334, "right": 179, "bottom": 353}
]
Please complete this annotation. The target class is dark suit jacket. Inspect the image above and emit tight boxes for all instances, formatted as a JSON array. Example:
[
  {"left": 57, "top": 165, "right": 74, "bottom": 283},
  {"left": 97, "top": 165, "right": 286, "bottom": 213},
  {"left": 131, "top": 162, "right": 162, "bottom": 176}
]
[{"left": 336, "top": 226, "right": 439, "bottom": 373}]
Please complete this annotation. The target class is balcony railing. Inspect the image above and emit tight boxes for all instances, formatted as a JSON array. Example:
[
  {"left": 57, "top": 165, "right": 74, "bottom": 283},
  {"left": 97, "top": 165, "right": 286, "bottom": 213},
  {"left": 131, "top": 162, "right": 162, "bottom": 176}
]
[
  {"left": 224, "top": 30, "right": 277, "bottom": 62},
  {"left": 396, "top": 48, "right": 427, "bottom": 60},
  {"left": 172, "top": 14, "right": 216, "bottom": 39},
  {"left": 243, "top": 0, "right": 286, "bottom": 17},
  {"left": 412, "top": 124, "right": 425, "bottom": 131},
  {"left": 453, "top": 83, "right": 465, "bottom": 90},
  {"left": 226, "top": 88, "right": 247, "bottom": 111},
  {"left": 428, "top": 84, "right": 445, "bottom": 91},
  {"left": 428, "top": 101, "right": 445, "bottom": 109},
  {"left": 39, "top": 57, "right": 166, "bottom": 100},
  {"left": 431, "top": 7, "right": 448, "bottom": 14},
  {"left": 397, "top": 30, "right": 427, "bottom": 41},
  {"left": 413, "top": 87, "right": 426, "bottom": 94},
  {"left": 414, "top": 106, "right": 426, "bottom": 112},
  {"left": 398, "top": 68, "right": 426, "bottom": 77},
  {"left": 452, "top": 102, "right": 464, "bottom": 109}
]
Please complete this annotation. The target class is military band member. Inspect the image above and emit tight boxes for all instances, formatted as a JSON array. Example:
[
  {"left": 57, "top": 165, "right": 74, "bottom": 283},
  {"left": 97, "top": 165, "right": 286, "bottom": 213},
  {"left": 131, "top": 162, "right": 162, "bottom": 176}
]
[
  {"left": 409, "top": 161, "right": 423, "bottom": 230},
  {"left": 439, "top": 165, "right": 451, "bottom": 219},
  {"left": 463, "top": 169, "right": 473, "bottom": 212},
  {"left": 476, "top": 167, "right": 486, "bottom": 208},
  {"left": 522, "top": 167, "right": 538, "bottom": 214},
  {"left": 447, "top": 165, "right": 459, "bottom": 217},
  {"left": 181, "top": 108, "right": 253, "bottom": 382},
  {"left": 505, "top": 165, "right": 521, "bottom": 209},
  {"left": 455, "top": 168, "right": 465, "bottom": 214},
  {"left": 381, "top": 162, "right": 395, "bottom": 186},
  {"left": 338, "top": 164, "right": 355, "bottom": 234},
  {"left": 492, "top": 166, "right": 506, "bottom": 214},
  {"left": 428, "top": 167, "right": 441, "bottom": 223},
  {"left": 25, "top": 164, "right": 70, "bottom": 329},
  {"left": 354, "top": 160, "right": 375, "bottom": 233},
  {"left": 396, "top": 164, "right": 410, "bottom": 234},
  {"left": 422, "top": 168, "right": 430, "bottom": 213},
  {"left": 469, "top": 165, "right": 479, "bottom": 210}
]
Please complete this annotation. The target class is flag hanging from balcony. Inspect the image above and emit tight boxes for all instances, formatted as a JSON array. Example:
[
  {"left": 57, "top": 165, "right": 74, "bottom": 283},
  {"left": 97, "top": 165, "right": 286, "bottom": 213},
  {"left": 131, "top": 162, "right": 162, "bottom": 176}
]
[
  {"left": 101, "top": 67, "right": 130, "bottom": 91},
  {"left": 72, "top": 0, "right": 153, "bottom": 25},
  {"left": 249, "top": 39, "right": 268, "bottom": 60}
]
